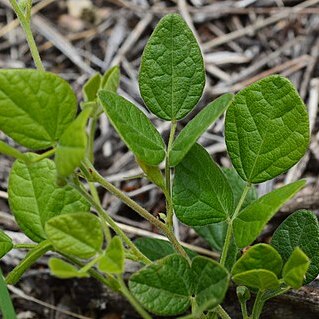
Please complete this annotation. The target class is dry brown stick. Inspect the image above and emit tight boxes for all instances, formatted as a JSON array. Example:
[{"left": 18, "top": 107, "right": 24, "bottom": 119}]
[
  {"left": 8, "top": 285, "right": 93, "bottom": 319},
  {"left": 31, "top": 14, "right": 94, "bottom": 74},
  {"left": 202, "top": 0, "right": 319, "bottom": 52},
  {"left": 0, "top": 0, "right": 55, "bottom": 38}
]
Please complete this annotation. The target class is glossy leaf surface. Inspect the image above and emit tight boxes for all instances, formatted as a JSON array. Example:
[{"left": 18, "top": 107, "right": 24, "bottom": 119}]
[
  {"left": 225, "top": 75, "right": 309, "bottom": 183},
  {"left": 173, "top": 144, "right": 233, "bottom": 226},
  {"left": 83, "top": 73, "right": 101, "bottom": 102},
  {"left": 0, "top": 69, "right": 77, "bottom": 149},
  {"left": 8, "top": 156, "right": 89, "bottom": 242},
  {"left": 271, "top": 210, "right": 319, "bottom": 284},
  {"left": 139, "top": 14, "right": 205, "bottom": 120},
  {"left": 233, "top": 180, "right": 305, "bottom": 248},
  {"left": 99, "top": 90, "right": 165, "bottom": 165}
]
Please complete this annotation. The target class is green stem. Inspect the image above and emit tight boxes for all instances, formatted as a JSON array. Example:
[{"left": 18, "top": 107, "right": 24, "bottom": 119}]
[
  {"left": 0, "top": 141, "right": 28, "bottom": 162},
  {"left": 31, "top": 148, "right": 56, "bottom": 162},
  {"left": 9, "top": 0, "right": 44, "bottom": 71},
  {"left": 88, "top": 117, "right": 98, "bottom": 163},
  {"left": 13, "top": 243, "right": 37, "bottom": 250},
  {"left": 251, "top": 291, "right": 265, "bottom": 319},
  {"left": 165, "top": 120, "right": 177, "bottom": 230},
  {"left": 78, "top": 255, "right": 102, "bottom": 273},
  {"left": 69, "top": 180, "right": 151, "bottom": 265},
  {"left": 83, "top": 160, "right": 190, "bottom": 262},
  {"left": 215, "top": 305, "right": 232, "bottom": 319},
  {"left": 118, "top": 276, "right": 152, "bottom": 319},
  {"left": 239, "top": 301, "right": 249, "bottom": 319},
  {"left": 6, "top": 240, "right": 52, "bottom": 285},
  {"left": 220, "top": 183, "right": 251, "bottom": 266},
  {"left": 0, "top": 267, "right": 17, "bottom": 319},
  {"left": 61, "top": 254, "right": 120, "bottom": 291}
]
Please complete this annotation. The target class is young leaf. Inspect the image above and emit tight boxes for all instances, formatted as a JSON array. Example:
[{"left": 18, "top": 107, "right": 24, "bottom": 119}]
[
  {"left": 136, "top": 158, "right": 165, "bottom": 190},
  {"left": 83, "top": 73, "right": 101, "bottom": 102},
  {"left": 98, "top": 236, "right": 124, "bottom": 274},
  {"left": 282, "top": 247, "right": 310, "bottom": 289},
  {"left": 101, "top": 65, "right": 120, "bottom": 92},
  {"left": 225, "top": 75, "right": 309, "bottom": 183},
  {"left": 45, "top": 213, "right": 103, "bottom": 259},
  {"left": 129, "top": 254, "right": 192, "bottom": 315},
  {"left": 0, "top": 230, "right": 13, "bottom": 259},
  {"left": 8, "top": 155, "right": 89, "bottom": 242},
  {"left": 139, "top": 14, "right": 205, "bottom": 120},
  {"left": 49, "top": 257, "right": 89, "bottom": 279},
  {"left": 232, "top": 244, "right": 283, "bottom": 277},
  {"left": 134, "top": 237, "right": 196, "bottom": 261},
  {"left": 233, "top": 180, "right": 306, "bottom": 248},
  {"left": 0, "top": 69, "right": 77, "bottom": 150},
  {"left": 169, "top": 93, "right": 234, "bottom": 166},
  {"left": 55, "top": 107, "right": 92, "bottom": 177},
  {"left": 271, "top": 210, "right": 319, "bottom": 284},
  {"left": 173, "top": 144, "right": 234, "bottom": 226},
  {"left": 99, "top": 90, "right": 165, "bottom": 165},
  {"left": 232, "top": 269, "right": 280, "bottom": 290},
  {"left": 192, "top": 256, "right": 229, "bottom": 310}
]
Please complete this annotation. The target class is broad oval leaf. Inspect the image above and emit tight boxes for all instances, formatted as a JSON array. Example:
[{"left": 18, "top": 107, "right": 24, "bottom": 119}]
[
  {"left": 139, "top": 14, "right": 205, "bottom": 120},
  {"left": 101, "top": 65, "right": 120, "bottom": 92},
  {"left": 129, "top": 254, "right": 192, "bottom": 316},
  {"left": 0, "top": 69, "right": 77, "bottom": 150},
  {"left": 282, "top": 247, "right": 310, "bottom": 289},
  {"left": 271, "top": 210, "right": 319, "bottom": 284},
  {"left": 173, "top": 144, "right": 234, "bottom": 226},
  {"left": 233, "top": 269, "right": 280, "bottom": 290},
  {"left": 8, "top": 155, "right": 90, "bottom": 242},
  {"left": 225, "top": 75, "right": 309, "bottom": 183},
  {"left": 169, "top": 93, "right": 234, "bottom": 166},
  {"left": 232, "top": 244, "right": 283, "bottom": 277},
  {"left": 192, "top": 256, "right": 229, "bottom": 310},
  {"left": 49, "top": 257, "right": 89, "bottom": 279},
  {"left": 135, "top": 237, "right": 196, "bottom": 261},
  {"left": 233, "top": 180, "right": 305, "bottom": 248},
  {"left": 45, "top": 213, "right": 103, "bottom": 259},
  {"left": 0, "top": 230, "right": 13, "bottom": 259},
  {"left": 98, "top": 236, "right": 124, "bottom": 274},
  {"left": 99, "top": 90, "right": 165, "bottom": 165},
  {"left": 55, "top": 107, "right": 91, "bottom": 177}
]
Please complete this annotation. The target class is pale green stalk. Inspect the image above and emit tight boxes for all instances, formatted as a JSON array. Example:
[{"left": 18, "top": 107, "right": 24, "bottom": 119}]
[
  {"left": 251, "top": 291, "right": 265, "bottom": 319},
  {"left": 9, "top": 0, "right": 44, "bottom": 71},
  {"left": 215, "top": 305, "right": 232, "bottom": 319}
]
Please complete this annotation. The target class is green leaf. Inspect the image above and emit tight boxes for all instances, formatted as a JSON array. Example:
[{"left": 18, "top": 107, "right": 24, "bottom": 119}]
[
  {"left": 83, "top": 73, "right": 101, "bottom": 102},
  {"left": 49, "top": 257, "right": 89, "bottom": 279},
  {"left": 8, "top": 155, "right": 90, "bottom": 242},
  {"left": 136, "top": 158, "right": 165, "bottom": 190},
  {"left": 282, "top": 247, "right": 310, "bottom": 289},
  {"left": 233, "top": 269, "right": 280, "bottom": 290},
  {"left": 99, "top": 90, "right": 165, "bottom": 165},
  {"left": 101, "top": 66, "right": 120, "bottom": 92},
  {"left": 55, "top": 107, "right": 91, "bottom": 177},
  {"left": 134, "top": 237, "right": 197, "bottom": 261},
  {"left": 45, "top": 213, "right": 103, "bottom": 259},
  {"left": 233, "top": 180, "right": 305, "bottom": 248},
  {"left": 139, "top": 14, "right": 205, "bottom": 120},
  {"left": 232, "top": 244, "right": 283, "bottom": 277},
  {"left": 194, "top": 222, "right": 227, "bottom": 252},
  {"left": 169, "top": 93, "right": 234, "bottom": 166},
  {"left": 225, "top": 75, "right": 309, "bottom": 183},
  {"left": 192, "top": 256, "right": 229, "bottom": 310},
  {"left": 173, "top": 144, "right": 234, "bottom": 226},
  {"left": 98, "top": 236, "right": 124, "bottom": 274},
  {"left": 222, "top": 168, "right": 258, "bottom": 210},
  {"left": 129, "top": 254, "right": 192, "bottom": 316},
  {"left": 0, "top": 230, "right": 13, "bottom": 259},
  {"left": 0, "top": 69, "right": 77, "bottom": 150},
  {"left": 271, "top": 210, "right": 319, "bottom": 284}
]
